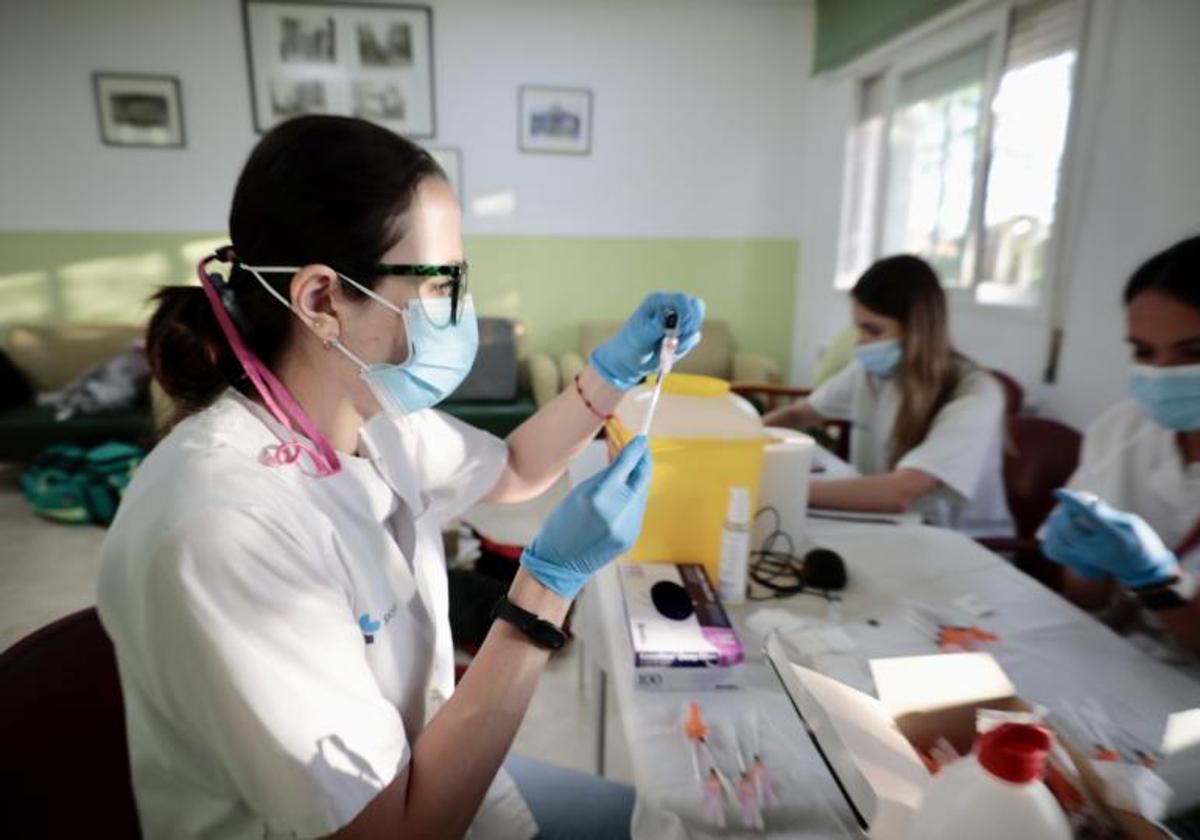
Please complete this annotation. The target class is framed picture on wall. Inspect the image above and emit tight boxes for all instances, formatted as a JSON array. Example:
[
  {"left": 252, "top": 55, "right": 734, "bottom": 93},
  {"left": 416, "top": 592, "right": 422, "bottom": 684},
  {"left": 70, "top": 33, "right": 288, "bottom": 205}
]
[
  {"left": 518, "top": 85, "right": 592, "bottom": 155},
  {"left": 92, "top": 73, "right": 185, "bottom": 148},
  {"left": 427, "top": 146, "right": 462, "bottom": 201},
  {"left": 242, "top": 0, "right": 435, "bottom": 137}
]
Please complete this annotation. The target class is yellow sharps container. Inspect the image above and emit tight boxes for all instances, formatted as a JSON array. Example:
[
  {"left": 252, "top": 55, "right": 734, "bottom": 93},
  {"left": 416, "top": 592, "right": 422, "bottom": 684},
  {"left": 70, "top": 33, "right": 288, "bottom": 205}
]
[{"left": 608, "top": 373, "right": 765, "bottom": 586}]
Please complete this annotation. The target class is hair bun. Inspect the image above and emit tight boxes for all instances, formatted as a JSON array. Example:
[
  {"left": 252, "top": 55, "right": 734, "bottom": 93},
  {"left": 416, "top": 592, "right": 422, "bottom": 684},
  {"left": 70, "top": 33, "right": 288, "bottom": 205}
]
[{"left": 145, "top": 285, "right": 242, "bottom": 427}]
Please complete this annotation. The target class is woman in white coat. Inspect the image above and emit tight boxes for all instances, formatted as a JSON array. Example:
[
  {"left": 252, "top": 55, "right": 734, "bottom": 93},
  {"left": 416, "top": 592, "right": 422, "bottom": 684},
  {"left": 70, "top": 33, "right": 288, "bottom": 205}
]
[
  {"left": 96, "top": 116, "right": 705, "bottom": 839},
  {"left": 1041, "top": 236, "right": 1200, "bottom": 664},
  {"left": 765, "top": 255, "right": 1013, "bottom": 537}
]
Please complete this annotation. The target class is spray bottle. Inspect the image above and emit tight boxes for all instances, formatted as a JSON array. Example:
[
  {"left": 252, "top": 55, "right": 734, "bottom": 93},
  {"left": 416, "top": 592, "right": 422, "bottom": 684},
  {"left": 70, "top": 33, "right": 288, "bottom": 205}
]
[{"left": 717, "top": 486, "right": 752, "bottom": 605}]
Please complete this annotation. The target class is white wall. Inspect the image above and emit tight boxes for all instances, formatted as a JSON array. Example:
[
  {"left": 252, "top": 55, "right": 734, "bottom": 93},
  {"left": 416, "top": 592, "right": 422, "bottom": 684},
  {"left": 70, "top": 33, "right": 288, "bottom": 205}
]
[
  {"left": 0, "top": 0, "right": 809, "bottom": 238},
  {"left": 789, "top": 0, "right": 1200, "bottom": 430},
  {"left": 1049, "top": 0, "right": 1200, "bottom": 426}
]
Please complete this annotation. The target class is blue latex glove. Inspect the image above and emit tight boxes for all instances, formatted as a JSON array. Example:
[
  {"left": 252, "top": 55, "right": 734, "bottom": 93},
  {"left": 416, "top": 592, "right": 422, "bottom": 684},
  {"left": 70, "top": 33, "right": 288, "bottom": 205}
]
[
  {"left": 1041, "top": 489, "right": 1179, "bottom": 588},
  {"left": 520, "top": 436, "right": 653, "bottom": 599},
  {"left": 590, "top": 293, "right": 706, "bottom": 391}
]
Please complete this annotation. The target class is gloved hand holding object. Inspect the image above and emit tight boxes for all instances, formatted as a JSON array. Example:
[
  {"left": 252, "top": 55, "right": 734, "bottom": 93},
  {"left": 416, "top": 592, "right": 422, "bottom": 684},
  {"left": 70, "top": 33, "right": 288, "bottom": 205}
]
[
  {"left": 1041, "top": 489, "right": 1179, "bottom": 588},
  {"left": 590, "top": 293, "right": 706, "bottom": 391},
  {"left": 520, "top": 436, "right": 653, "bottom": 599}
]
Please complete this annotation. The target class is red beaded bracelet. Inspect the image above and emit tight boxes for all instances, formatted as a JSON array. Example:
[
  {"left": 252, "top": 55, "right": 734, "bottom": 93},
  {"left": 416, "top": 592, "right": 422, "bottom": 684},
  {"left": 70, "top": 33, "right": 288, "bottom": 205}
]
[{"left": 574, "top": 373, "right": 613, "bottom": 422}]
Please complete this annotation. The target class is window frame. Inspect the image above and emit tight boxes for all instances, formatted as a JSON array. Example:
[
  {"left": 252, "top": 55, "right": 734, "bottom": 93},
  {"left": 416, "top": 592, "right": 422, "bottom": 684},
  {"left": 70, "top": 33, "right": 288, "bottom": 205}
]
[{"left": 834, "top": 0, "right": 1084, "bottom": 325}]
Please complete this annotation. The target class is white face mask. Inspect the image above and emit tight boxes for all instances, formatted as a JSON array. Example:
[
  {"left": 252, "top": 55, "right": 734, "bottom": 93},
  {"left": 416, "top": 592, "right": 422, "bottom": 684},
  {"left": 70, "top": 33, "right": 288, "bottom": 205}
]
[{"left": 241, "top": 264, "right": 479, "bottom": 417}]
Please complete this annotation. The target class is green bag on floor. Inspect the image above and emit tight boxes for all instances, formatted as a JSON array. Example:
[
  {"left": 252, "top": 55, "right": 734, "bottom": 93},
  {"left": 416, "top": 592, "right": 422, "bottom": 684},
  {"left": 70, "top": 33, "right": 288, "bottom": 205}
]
[{"left": 19, "top": 441, "right": 145, "bottom": 525}]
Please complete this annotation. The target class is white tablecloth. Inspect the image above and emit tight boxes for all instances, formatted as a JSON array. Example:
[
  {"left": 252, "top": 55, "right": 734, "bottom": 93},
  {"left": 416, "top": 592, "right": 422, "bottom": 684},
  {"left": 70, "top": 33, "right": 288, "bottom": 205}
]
[{"left": 576, "top": 518, "right": 1200, "bottom": 839}]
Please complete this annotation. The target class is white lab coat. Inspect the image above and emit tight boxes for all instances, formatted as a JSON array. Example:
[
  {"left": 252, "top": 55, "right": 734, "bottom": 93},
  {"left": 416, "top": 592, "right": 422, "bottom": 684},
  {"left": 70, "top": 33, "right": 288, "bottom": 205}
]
[
  {"left": 808, "top": 359, "right": 1014, "bottom": 537},
  {"left": 97, "top": 391, "right": 536, "bottom": 840},
  {"left": 1067, "top": 400, "right": 1200, "bottom": 561},
  {"left": 1063, "top": 400, "right": 1200, "bottom": 668}
]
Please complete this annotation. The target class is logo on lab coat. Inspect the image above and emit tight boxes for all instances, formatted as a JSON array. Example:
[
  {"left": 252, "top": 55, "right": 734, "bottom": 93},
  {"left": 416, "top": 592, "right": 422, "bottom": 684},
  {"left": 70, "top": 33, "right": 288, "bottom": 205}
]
[{"left": 357, "top": 602, "right": 398, "bottom": 644}]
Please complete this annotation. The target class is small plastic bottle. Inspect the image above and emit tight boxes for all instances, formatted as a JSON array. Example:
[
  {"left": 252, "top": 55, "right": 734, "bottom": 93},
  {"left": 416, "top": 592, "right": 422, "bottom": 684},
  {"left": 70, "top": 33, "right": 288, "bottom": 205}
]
[
  {"left": 907, "top": 722, "right": 1072, "bottom": 840},
  {"left": 717, "top": 486, "right": 752, "bottom": 605}
]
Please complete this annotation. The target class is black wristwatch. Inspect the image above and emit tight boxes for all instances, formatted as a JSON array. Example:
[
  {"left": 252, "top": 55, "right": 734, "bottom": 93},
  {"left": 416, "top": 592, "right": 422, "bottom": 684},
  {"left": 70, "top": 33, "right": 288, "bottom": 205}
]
[
  {"left": 1131, "top": 571, "right": 1198, "bottom": 612},
  {"left": 491, "top": 597, "right": 567, "bottom": 650}
]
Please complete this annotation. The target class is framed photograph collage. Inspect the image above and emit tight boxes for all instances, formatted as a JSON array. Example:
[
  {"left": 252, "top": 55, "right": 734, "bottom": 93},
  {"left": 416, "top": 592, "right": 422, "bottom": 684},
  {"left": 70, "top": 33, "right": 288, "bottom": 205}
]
[
  {"left": 90, "top": 0, "right": 597, "bottom": 198},
  {"left": 242, "top": 0, "right": 435, "bottom": 137}
]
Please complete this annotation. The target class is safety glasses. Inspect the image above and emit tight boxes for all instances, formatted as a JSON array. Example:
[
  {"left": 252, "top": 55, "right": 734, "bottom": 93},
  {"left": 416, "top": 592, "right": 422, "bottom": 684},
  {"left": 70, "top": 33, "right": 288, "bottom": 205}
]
[{"left": 375, "top": 262, "right": 470, "bottom": 327}]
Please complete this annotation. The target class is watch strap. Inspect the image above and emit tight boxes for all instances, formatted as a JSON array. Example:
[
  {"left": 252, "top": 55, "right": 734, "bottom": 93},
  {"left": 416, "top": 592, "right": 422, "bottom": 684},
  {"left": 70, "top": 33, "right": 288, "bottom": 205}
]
[{"left": 491, "top": 597, "right": 567, "bottom": 650}]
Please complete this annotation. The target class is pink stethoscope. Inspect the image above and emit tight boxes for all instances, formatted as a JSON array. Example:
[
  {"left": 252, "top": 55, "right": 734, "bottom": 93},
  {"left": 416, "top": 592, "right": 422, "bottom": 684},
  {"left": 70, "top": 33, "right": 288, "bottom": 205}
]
[{"left": 196, "top": 248, "right": 341, "bottom": 477}]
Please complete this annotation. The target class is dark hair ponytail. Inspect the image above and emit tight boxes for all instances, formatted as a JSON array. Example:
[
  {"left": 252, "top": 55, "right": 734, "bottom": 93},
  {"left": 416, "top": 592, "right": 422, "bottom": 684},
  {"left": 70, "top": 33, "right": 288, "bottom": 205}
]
[
  {"left": 146, "top": 286, "right": 244, "bottom": 425},
  {"left": 1124, "top": 235, "right": 1200, "bottom": 311},
  {"left": 146, "top": 115, "right": 445, "bottom": 428}
]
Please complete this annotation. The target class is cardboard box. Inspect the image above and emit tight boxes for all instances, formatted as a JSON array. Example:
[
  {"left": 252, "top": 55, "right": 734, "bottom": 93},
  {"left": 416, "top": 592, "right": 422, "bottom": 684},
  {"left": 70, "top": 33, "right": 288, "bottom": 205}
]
[
  {"left": 619, "top": 562, "right": 744, "bottom": 691},
  {"left": 765, "top": 635, "right": 1163, "bottom": 839}
]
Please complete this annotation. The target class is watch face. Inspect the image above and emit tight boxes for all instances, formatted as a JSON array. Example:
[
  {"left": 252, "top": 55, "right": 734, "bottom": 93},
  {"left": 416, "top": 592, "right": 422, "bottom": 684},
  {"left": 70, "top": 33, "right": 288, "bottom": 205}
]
[
  {"left": 1137, "top": 587, "right": 1190, "bottom": 612},
  {"left": 536, "top": 622, "right": 567, "bottom": 650},
  {"left": 495, "top": 598, "right": 566, "bottom": 649}
]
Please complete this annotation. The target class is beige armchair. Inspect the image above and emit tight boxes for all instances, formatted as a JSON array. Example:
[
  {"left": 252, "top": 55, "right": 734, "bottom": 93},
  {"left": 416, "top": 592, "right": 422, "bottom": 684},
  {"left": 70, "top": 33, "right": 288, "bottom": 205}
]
[
  {"left": 511, "top": 327, "right": 560, "bottom": 409},
  {"left": 557, "top": 319, "right": 781, "bottom": 390}
]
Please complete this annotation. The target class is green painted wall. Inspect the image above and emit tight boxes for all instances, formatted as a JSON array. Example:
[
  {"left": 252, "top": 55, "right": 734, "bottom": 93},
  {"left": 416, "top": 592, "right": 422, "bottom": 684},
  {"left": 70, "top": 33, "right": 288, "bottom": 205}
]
[
  {"left": 814, "top": 0, "right": 968, "bottom": 73},
  {"left": 0, "top": 231, "right": 798, "bottom": 376}
]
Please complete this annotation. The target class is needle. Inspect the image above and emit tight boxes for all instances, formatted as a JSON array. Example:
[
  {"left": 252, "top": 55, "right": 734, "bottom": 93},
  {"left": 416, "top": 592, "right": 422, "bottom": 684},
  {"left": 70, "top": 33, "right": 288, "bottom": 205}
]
[{"left": 639, "top": 308, "right": 680, "bottom": 438}]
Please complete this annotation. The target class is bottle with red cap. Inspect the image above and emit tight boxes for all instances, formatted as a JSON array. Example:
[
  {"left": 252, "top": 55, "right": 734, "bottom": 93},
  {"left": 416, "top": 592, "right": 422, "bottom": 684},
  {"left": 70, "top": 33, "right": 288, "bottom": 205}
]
[{"left": 907, "top": 722, "right": 1073, "bottom": 839}]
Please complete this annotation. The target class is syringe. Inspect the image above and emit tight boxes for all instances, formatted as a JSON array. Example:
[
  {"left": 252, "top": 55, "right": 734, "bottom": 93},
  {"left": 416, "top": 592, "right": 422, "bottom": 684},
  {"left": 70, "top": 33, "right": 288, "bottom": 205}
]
[{"left": 638, "top": 308, "right": 679, "bottom": 438}]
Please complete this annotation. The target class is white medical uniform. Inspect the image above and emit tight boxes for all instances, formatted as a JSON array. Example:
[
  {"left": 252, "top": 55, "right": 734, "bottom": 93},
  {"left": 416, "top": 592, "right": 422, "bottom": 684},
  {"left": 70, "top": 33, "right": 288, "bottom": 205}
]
[
  {"left": 807, "top": 359, "right": 1014, "bottom": 536},
  {"left": 97, "top": 390, "right": 536, "bottom": 840},
  {"left": 1064, "top": 400, "right": 1200, "bottom": 666},
  {"left": 1067, "top": 400, "right": 1200, "bottom": 558}
]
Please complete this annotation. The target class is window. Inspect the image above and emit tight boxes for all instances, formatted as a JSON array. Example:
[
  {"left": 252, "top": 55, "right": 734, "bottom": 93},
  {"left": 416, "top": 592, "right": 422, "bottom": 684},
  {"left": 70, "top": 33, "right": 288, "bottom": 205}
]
[
  {"left": 976, "top": 0, "right": 1079, "bottom": 306},
  {"left": 835, "top": 0, "right": 1081, "bottom": 309},
  {"left": 835, "top": 74, "right": 885, "bottom": 287},
  {"left": 883, "top": 40, "right": 990, "bottom": 287}
]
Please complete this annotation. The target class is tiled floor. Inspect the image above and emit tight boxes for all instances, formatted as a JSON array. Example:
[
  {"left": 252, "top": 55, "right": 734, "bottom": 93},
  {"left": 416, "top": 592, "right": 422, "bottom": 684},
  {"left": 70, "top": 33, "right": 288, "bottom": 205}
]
[
  {"left": 0, "top": 468, "right": 108, "bottom": 649},
  {"left": 0, "top": 470, "right": 632, "bottom": 784}
]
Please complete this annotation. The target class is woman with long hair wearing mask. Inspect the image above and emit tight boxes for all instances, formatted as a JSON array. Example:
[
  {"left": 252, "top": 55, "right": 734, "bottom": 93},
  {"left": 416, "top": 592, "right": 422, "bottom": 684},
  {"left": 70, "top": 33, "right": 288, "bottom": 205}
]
[
  {"left": 765, "top": 255, "right": 1013, "bottom": 536},
  {"left": 96, "top": 115, "right": 705, "bottom": 839},
  {"left": 1041, "top": 236, "right": 1200, "bottom": 664}
]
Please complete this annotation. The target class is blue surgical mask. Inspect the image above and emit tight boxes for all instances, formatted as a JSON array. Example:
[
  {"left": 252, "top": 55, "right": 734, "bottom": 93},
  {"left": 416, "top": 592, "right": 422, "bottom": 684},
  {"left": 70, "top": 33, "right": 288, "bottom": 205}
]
[
  {"left": 856, "top": 338, "right": 902, "bottom": 377},
  {"left": 1129, "top": 363, "right": 1200, "bottom": 431},
  {"left": 349, "top": 296, "right": 478, "bottom": 417},
  {"left": 243, "top": 264, "right": 479, "bottom": 417}
]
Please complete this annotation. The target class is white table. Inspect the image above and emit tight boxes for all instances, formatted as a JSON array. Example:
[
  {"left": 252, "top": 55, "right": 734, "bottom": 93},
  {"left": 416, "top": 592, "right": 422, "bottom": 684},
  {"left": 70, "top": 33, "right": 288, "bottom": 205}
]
[{"left": 575, "top": 517, "right": 1200, "bottom": 839}]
